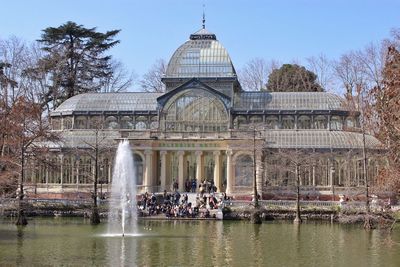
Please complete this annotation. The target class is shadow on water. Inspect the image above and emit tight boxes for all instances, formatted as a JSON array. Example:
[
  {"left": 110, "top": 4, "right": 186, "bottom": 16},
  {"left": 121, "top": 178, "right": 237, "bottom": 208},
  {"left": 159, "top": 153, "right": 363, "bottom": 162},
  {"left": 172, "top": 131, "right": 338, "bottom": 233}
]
[{"left": 16, "top": 226, "right": 24, "bottom": 266}]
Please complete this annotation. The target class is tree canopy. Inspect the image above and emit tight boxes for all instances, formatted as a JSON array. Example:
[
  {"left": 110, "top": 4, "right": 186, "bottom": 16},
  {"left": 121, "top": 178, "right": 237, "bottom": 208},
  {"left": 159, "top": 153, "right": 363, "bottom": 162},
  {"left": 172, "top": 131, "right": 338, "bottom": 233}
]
[
  {"left": 37, "top": 21, "right": 120, "bottom": 107},
  {"left": 266, "top": 64, "right": 324, "bottom": 92}
]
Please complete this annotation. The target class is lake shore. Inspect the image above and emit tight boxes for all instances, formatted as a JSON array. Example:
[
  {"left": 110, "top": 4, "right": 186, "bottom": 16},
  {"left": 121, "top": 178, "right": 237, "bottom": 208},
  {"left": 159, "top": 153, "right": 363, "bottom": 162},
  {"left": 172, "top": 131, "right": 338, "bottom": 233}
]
[{"left": 1, "top": 198, "right": 398, "bottom": 229}]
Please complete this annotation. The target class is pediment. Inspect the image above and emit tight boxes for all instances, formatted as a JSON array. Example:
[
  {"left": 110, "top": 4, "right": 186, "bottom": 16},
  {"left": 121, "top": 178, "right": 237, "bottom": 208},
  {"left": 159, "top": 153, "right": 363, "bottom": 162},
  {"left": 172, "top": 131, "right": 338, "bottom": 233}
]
[{"left": 156, "top": 78, "right": 231, "bottom": 109}]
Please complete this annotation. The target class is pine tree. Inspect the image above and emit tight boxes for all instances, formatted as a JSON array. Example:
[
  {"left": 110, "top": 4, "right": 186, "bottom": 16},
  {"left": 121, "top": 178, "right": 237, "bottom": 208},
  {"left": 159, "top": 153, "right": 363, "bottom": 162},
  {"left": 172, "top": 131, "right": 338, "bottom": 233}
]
[{"left": 38, "top": 21, "right": 120, "bottom": 108}]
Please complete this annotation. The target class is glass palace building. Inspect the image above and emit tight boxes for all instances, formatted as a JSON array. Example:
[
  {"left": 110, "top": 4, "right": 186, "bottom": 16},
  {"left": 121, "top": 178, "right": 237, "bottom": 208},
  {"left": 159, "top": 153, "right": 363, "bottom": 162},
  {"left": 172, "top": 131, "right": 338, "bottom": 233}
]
[{"left": 26, "top": 27, "right": 384, "bottom": 199}]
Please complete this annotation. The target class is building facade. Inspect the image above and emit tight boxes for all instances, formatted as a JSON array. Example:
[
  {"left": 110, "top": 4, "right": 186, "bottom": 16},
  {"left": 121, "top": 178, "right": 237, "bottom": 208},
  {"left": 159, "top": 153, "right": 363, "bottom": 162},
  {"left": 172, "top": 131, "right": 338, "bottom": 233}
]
[{"left": 26, "top": 27, "right": 385, "bottom": 198}]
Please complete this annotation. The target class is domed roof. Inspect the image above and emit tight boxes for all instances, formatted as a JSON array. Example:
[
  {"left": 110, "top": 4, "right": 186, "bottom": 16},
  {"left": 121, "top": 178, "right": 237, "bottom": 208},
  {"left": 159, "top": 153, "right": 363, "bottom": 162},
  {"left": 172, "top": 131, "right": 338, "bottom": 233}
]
[{"left": 165, "top": 28, "right": 236, "bottom": 78}]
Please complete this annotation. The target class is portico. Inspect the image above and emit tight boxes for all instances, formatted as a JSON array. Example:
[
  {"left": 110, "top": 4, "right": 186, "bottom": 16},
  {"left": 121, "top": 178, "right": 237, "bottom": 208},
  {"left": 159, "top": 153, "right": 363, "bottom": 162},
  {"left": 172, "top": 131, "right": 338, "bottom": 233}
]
[{"left": 135, "top": 140, "right": 230, "bottom": 193}]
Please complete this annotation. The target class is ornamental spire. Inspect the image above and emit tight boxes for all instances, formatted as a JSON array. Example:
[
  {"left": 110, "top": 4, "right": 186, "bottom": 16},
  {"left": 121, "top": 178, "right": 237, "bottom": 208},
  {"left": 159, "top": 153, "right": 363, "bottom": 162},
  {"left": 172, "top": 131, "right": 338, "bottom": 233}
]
[{"left": 202, "top": 4, "right": 206, "bottom": 29}]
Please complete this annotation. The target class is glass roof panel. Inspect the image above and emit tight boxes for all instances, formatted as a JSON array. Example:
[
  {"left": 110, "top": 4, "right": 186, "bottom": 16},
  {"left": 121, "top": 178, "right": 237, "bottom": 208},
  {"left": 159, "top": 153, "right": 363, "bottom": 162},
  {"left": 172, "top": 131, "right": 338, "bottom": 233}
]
[
  {"left": 234, "top": 92, "right": 345, "bottom": 110},
  {"left": 264, "top": 130, "right": 382, "bottom": 149},
  {"left": 52, "top": 92, "right": 162, "bottom": 115}
]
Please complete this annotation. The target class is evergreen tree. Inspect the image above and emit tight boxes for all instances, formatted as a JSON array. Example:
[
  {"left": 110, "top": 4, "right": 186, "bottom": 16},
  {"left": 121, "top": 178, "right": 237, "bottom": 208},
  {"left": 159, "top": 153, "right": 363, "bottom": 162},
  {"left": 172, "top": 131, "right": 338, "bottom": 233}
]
[
  {"left": 266, "top": 64, "right": 324, "bottom": 92},
  {"left": 38, "top": 21, "right": 120, "bottom": 107}
]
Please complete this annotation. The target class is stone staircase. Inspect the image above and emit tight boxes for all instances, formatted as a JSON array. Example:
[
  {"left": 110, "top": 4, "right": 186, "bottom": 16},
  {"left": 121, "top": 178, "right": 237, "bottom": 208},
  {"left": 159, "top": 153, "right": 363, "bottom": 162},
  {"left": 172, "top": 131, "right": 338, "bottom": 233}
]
[{"left": 185, "top": 192, "right": 199, "bottom": 205}]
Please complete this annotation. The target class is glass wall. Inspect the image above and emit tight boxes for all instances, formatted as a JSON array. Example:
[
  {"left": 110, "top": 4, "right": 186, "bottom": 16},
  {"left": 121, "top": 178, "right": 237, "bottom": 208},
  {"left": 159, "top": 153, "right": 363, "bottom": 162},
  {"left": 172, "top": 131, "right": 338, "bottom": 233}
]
[
  {"left": 162, "top": 89, "right": 229, "bottom": 132},
  {"left": 234, "top": 154, "right": 253, "bottom": 187}
]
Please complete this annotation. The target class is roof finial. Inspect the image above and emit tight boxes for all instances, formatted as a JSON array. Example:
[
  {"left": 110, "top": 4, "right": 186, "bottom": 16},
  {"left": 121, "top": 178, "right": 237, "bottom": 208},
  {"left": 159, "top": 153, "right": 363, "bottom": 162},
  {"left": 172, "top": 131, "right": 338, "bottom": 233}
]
[{"left": 202, "top": 4, "right": 206, "bottom": 29}]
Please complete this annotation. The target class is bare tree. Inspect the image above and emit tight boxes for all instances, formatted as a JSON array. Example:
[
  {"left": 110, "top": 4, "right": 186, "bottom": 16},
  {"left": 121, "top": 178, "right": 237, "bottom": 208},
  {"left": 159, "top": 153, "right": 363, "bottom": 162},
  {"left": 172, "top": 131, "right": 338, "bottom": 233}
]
[
  {"left": 0, "top": 96, "right": 57, "bottom": 225},
  {"left": 266, "top": 148, "right": 321, "bottom": 224},
  {"left": 76, "top": 119, "right": 114, "bottom": 224},
  {"left": 101, "top": 60, "right": 136, "bottom": 93},
  {"left": 333, "top": 52, "right": 364, "bottom": 99},
  {"left": 372, "top": 44, "right": 400, "bottom": 193},
  {"left": 139, "top": 59, "right": 166, "bottom": 93},
  {"left": 238, "top": 58, "right": 280, "bottom": 91},
  {"left": 0, "top": 37, "right": 36, "bottom": 104},
  {"left": 306, "top": 54, "right": 335, "bottom": 92},
  {"left": 0, "top": 37, "right": 59, "bottom": 115}
]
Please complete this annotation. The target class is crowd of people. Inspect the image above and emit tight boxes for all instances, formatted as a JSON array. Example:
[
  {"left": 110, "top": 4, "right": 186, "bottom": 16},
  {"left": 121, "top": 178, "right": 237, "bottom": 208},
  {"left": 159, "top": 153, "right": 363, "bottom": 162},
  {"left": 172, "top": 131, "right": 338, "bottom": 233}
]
[{"left": 137, "top": 188, "right": 228, "bottom": 219}]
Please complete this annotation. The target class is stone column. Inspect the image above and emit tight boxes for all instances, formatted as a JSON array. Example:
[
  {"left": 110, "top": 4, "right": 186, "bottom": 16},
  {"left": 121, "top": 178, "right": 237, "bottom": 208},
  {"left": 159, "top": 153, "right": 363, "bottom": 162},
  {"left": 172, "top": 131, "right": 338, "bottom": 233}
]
[
  {"left": 75, "top": 160, "right": 79, "bottom": 185},
  {"left": 160, "top": 151, "right": 167, "bottom": 192},
  {"left": 256, "top": 151, "right": 263, "bottom": 193},
  {"left": 144, "top": 150, "right": 153, "bottom": 193},
  {"left": 178, "top": 151, "right": 185, "bottom": 192},
  {"left": 226, "top": 150, "right": 233, "bottom": 195},
  {"left": 312, "top": 165, "right": 316, "bottom": 186},
  {"left": 195, "top": 151, "right": 203, "bottom": 192},
  {"left": 297, "top": 164, "right": 302, "bottom": 186},
  {"left": 71, "top": 158, "right": 75, "bottom": 185},
  {"left": 108, "top": 161, "right": 111, "bottom": 184},
  {"left": 59, "top": 155, "right": 64, "bottom": 186},
  {"left": 213, "top": 151, "right": 221, "bottom": 192}
]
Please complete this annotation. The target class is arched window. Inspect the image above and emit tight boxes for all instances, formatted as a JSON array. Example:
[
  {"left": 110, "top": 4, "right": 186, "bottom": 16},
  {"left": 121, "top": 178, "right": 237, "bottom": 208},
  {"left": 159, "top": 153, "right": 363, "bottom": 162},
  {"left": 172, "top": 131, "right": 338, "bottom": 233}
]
[
  {"left": 235, "top": 155, "right": 253, "bottom": 187},
  {"left": 314, "top": 115, "right": 327, "bottom": 129},
  {"left": 63, "top": 117, "right": 72, "bottom": 129},
  {"left": 233, "top": 116, "right": 247, "bottom": 129},
  {"left": 330, "top": 116, "right": 343, "bottom": 130},
  {"left": 51, "top": 118, "right": 62, "bottom": 130},
  {"left": 63, "top": 158, "right": 73, "bottom": 184},
  {"left": 266, "top": 116, "right": 279, "bottom": 129},
  {"left": 297, "top": 115, "right": 311, "bottom": 129},
  {"left": 89, "top": 116, "right": 103, "bottom": 129},
  {"left": 150, "top": 116, "right": 158, "bottom": 129},
  {"left": 282, "top": 115, "right": 295, "bottom": 129},
  {"left": 133, "top": 154, "right": 143, "bottom": 185},
  {"left": 250, "top": 116, "right": 263, "bottom": 127},
  {"left": 345, "top": 117, "right": 356, "bottom": 128},
  {"left": 75, "top": 116, "right": 87, "bottom": 129},
  {"left": 161, "top": 89, "right": 228, "bottom": 132},
  {"left": 135, "top": 116, "right": 148, "bottom": 130},
  {"left": 135, "top": 121, "right": 147, "bottom": 130},
  {"left": 49, "top": 158, "right": 61, "bottom": 183},
  {"left": 120, "top": 116, "right": 133, "bottom": 129},
  {"left": 105, "top": 116, "right": 119, "bottom": 129},
  {"left": 99, "top": 158, "right": 109, "bottom": 184}
]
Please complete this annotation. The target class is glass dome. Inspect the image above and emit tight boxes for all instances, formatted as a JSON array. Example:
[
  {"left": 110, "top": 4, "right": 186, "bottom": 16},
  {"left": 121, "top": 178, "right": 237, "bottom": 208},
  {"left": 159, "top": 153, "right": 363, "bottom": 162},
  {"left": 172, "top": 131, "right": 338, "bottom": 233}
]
[{"left": 165, "top": 28, "right": 236, "bottom": 78}]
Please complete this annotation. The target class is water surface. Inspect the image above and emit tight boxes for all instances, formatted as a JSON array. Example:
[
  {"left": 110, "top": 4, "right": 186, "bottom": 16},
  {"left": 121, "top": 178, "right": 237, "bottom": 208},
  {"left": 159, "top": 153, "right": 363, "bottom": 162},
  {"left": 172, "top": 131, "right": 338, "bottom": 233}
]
[{"left": 0, "top": 218, "right": 399, "bottom": 266}]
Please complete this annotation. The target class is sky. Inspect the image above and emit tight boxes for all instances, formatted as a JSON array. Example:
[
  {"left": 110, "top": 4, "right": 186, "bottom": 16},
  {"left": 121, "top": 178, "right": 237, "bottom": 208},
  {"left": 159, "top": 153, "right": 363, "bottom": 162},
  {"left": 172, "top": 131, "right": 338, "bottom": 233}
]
[{"left": 0, "top": 0, "right": 399, "bottom": 90}]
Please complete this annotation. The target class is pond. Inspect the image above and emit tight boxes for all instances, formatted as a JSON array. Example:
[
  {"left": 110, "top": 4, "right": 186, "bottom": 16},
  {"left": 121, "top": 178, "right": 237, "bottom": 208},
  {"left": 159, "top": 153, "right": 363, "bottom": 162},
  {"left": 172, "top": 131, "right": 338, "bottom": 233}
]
[{"left": 0, "top": 218, "right": 399, "bottom": 266}]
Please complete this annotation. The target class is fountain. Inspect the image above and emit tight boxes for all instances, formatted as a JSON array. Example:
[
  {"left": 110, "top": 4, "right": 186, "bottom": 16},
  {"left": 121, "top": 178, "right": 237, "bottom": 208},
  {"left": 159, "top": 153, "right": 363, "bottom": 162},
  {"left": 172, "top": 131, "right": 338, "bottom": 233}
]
[{"left": 107, "top": 140, "right": 138, "bottom": 237}]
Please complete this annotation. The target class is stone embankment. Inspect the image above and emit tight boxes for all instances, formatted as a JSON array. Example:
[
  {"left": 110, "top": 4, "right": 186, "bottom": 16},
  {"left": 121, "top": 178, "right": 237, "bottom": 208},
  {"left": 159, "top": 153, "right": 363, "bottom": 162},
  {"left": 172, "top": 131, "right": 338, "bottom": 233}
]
[
  {"left": 1, "top": 198, "right": 398, "bottom": 229},
  {"left": 222, "top": 206, "right": 397, "bottom": 229}
]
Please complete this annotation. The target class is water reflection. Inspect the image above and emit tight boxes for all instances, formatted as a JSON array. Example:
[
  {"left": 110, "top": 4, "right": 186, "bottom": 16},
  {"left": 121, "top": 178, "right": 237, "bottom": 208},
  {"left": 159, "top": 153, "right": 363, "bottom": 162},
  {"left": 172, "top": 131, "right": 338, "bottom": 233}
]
[
  {"left": 16, "top": 226, "right": 24, "bottom": 266},
  {"left": 106, "top": 236, "right": 138, "bottom": 266},
  {"left": 0, "top": 219, "right": 399, "bottom": 266}
]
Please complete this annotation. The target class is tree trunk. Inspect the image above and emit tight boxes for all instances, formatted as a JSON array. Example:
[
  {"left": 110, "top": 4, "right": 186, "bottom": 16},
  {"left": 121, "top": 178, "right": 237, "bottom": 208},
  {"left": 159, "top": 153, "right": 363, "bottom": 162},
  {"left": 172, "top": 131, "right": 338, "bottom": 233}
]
[
  {"left": 90, "top": 131, "right": 100, "bottom": 225},
  {"left": 362, "top": 131, "right": 370, "bottom": 214},
  {"left": 294, "top": 164, "right": 302, "bottom": 224},
  {"left": 250, "top": 210, "right": 262, "bottom": 224},
  {"left": 16, "top": 146, "right": 27, "bottom": 226},
  {"left": 253, "top": 128, "right": 259, "bottom": 209}
]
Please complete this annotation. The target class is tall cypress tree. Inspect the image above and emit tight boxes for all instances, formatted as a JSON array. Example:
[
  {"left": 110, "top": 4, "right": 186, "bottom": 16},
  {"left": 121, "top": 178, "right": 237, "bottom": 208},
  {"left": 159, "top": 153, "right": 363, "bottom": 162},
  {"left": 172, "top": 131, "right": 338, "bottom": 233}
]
[{"left": 38, "top": 21, "right": 120, "bottom": 107}]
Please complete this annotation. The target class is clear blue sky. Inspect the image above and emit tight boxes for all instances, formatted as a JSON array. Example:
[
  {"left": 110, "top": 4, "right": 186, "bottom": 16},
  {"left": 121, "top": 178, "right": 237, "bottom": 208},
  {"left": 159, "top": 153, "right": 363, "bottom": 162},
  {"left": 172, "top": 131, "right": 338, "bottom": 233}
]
[{"left": 1, "top": 0, "right": 399, "bottom": 87}]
